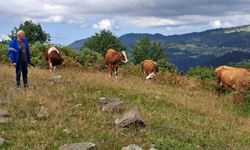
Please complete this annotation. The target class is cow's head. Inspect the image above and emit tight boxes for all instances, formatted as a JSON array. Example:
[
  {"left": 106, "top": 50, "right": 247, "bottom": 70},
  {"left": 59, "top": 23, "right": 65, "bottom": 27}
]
[
  {"left": 120, "top": 51, "right": 128, "bottom": 63},
  {"left": 146, "top": 72, "right": 156, "bottom": 80}
]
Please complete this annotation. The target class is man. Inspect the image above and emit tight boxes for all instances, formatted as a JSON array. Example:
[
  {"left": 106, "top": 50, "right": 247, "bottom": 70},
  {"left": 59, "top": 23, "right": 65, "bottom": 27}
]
[{"left": 8, "top": 30, "right": 31, "bottom": 88}]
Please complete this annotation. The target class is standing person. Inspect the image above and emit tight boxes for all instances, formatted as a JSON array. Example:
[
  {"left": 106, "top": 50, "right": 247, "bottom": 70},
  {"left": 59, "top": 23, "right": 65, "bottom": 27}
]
[{"left": 8, "top": 30, "right": 31, "bottom": 88}]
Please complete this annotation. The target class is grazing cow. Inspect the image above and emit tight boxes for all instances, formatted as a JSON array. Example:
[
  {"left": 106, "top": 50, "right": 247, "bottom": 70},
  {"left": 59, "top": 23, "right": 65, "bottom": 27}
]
[
  {"left": 215, "top": 65, "right": 250, "bottom": 91},
  {"left": 103, "top": 49, "right": 128, "bottom": 78},
  {"left": 140, "top": 59, "right": 158, "bottom": 80},
  {"left": 45, "top": 46, "right": 64, "bottom": 71}
]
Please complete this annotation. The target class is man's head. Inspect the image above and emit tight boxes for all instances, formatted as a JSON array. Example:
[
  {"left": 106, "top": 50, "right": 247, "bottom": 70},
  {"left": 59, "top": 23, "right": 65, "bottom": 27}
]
[{"left": 17, "top": 30, "right": 25, "bottom": 40}]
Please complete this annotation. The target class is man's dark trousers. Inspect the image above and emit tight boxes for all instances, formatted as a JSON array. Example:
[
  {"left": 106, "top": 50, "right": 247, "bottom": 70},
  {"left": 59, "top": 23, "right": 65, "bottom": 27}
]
[{"left": 16, "top": 60, "right": 28, "bottom": 87}]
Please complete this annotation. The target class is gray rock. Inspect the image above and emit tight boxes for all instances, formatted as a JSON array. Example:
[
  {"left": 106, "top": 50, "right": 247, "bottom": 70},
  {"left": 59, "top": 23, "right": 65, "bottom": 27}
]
[
  {"left": 149, "top": 148, "right": 157, "bottom": 150},
  {"left": 0, "top": 137, "right": 6, "bottom": 145},
  {"left": 0, "top": 109, "right": 10, "bottom": 124},
  {"left": 49, "top": 75, "right": 63, "bottom": 83},
  {"left": 0, "top": 110, "right": 10, "bottom": 118},
  {"left": 0, "top": 117, "right": 10, "bottom": 123},
  {"left": 122, "top": 144, "right": 143, "bottom": 150},
  {"left": 59, "top": 142, "right": 97, "bottom": 150},
  {"left": 35, "top": 106, "right": 49, "bottom": 120},
  {"left": 99, "top": 97, "right": 123, "bottom": 112},
  {"left": 115, "top": 107, "right": 146, "bottom": 128}
]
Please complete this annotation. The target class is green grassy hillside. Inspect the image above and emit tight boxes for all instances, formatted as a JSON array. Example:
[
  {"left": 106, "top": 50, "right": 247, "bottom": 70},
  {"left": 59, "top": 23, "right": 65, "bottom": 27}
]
[{"left": 1, "top": 64, "right": 250, "bottom": 149}]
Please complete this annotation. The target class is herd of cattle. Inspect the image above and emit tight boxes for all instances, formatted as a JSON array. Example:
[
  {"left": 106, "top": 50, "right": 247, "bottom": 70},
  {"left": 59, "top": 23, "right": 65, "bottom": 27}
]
[{"left": 46, "top": 46, "right": 250, "bottom": 93}]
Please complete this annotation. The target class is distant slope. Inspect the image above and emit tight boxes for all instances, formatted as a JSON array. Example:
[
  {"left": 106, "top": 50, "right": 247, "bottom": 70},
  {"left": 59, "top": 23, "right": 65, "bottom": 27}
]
[
  {"left": 68, "top": 39, "right": 85, "bottom": 51},
  {"left": 69, "top": 24, "right": 250, "bottom": 71}
]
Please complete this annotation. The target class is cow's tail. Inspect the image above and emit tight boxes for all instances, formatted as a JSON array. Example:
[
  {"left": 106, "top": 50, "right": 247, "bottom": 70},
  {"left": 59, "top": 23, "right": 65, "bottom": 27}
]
[
  {"left": 140, "top": 61, "right": 145, "bottom": 72},
  {"left": 155, "top": 65, "right": 159, "bottom": 73}
]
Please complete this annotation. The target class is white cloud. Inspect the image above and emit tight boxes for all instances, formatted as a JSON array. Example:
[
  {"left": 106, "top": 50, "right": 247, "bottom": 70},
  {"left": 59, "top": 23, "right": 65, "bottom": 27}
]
[
  {"left": 0, "top": 34, "right": 10, "bottom": 41},
  {"left": 40, "top": 15, "right": 64, "bottom": 23},
  {"left": 211, "top": 20, "right": 222, "bottom": 28},
  {"left": 80, "top": 24, "right": 88, "bottom": 28},
  {"left": 129, "top": 17, "right": 178, "bottom": 27},
  {"left": 93, "top": 19, "right": 118, "bottom": 31},
  {"left": 210, "top": 20, "right": 233, "bottom": 28}
]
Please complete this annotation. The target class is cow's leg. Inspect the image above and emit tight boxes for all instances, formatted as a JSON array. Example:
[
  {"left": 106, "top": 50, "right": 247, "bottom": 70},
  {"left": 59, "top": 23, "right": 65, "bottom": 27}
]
[
  {"left": 48, "top": 59, "right": 53, "bottom": 72},
  {"left": 114, "top": 65, "right": 118, "bottom": 79},
  {"left": 53, "top": 66, "right": 57, "bottom": 71},
  {"left": 108, "top": 64, "right": 113, "bottom": 78}
]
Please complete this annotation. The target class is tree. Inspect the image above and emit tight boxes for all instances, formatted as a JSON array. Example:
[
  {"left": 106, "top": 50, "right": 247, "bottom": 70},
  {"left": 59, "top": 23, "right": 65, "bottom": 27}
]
[
  {"left": 132, "top": 36, "right": 166, "bottom": 64},
  {"left": 9, "top": 20, "right": 50, "bottom": 44},
  {"left": 83, "top": 30, "right": 125, "bottom": 56}
]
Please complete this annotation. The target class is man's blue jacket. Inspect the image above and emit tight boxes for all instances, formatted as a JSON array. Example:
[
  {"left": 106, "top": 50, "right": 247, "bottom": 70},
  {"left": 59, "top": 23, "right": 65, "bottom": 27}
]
[{"left": 8, "top": 37, "right": 30, "bottom": 64}]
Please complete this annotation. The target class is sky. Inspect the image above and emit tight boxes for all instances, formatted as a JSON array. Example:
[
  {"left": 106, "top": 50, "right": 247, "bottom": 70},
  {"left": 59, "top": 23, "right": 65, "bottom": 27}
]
[{"left": 1, "top": 0, "right": 250, "bottom": 45}]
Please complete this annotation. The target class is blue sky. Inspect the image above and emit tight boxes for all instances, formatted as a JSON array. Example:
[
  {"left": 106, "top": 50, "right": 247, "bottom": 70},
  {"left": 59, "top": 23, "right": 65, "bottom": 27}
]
[{"left": 1, "top": 0, "right": 250, "bottom": 45}]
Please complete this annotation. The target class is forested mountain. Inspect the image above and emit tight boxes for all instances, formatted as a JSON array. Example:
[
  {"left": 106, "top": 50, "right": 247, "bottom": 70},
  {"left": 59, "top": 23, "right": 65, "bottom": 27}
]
[{"left": 69, "top": 25, "right": 250, "bottom": 71}]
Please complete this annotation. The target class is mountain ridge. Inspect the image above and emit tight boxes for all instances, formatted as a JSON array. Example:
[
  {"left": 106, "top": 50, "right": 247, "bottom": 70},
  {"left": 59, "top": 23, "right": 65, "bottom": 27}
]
[{"left": 69, "top": 24, "right": 250, "bottom": 71}]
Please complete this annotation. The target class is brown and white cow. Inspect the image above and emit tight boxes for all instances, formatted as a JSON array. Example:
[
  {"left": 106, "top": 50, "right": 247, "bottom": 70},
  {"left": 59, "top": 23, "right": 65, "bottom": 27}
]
[
  {"left": 103, "top": 49, "right": 128, "bottom": 78},
  {"left": 140, "top": 59, "right": 158, "bottom": 80},
  {"left": 45, "top": 46, "right": 64, "bottom": 71},
  {"left": 215, "top": 65, "right": 250, "bottom": 91}
]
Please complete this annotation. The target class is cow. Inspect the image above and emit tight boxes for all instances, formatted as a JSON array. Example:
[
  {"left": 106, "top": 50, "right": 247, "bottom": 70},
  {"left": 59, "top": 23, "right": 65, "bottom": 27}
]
[
  {"left": 103, "top": 49, "right": 128, "bottom": 78},
  {"left": 215, "top": 65, "right": 250, "bottom": 92},
  {"left": 140, "top": 59, "right": 159, "bottom": 80},
  {"left": 45, "top": 46, "right": 64, "bottom": 71}
]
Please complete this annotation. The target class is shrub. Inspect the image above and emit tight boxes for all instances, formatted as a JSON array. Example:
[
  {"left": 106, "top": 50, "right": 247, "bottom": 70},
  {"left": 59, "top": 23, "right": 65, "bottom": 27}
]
[
  {"left": 78, "top": 48, "right": 103, "bottom": 67},
  {"left": 30, "top": 41, "right": 48, "bottom": 66},
  {"left": 187, "top": 66, "right": 215, "bottom": 80},
  {"left": 0, "top": 43, "right": 9, "bottom": 63},
  {"left": 157, "top": 58, "right": 177, "bottom": 73}
]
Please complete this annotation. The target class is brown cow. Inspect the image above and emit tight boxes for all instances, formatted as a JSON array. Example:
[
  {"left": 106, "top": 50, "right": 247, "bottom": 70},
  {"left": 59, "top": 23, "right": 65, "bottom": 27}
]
[
  {"left": 45, "top": 46, "right": 64, "bottom": 71},
  {"left": 103, "top": 49, "right": 128, "bottom": 78},
  {"left": 215, "top": 65, "right": 250, "bottom": 91},
  {"left": 140, "top": 59, "right": 158, "bottom": 80}
]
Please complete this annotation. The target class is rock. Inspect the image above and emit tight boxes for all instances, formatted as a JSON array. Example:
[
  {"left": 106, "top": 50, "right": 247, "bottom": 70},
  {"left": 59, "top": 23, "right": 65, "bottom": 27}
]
[
  {"left": 0, "top": 117, "right": 10, "bottom": 123},
  {"left": 115, "top": 107, "right": 146, "bottom": 128},
  {"left": 0, "top": 110, "right": 10, "bottom": 118},
  {"left": 0, "top": 109, "right": 10, "bottom": 123},
  {"left": 121, "top": 144, "right": 143, "bottom": 150},
  {"left": 0, "top": 137, "right": 6, "bottom": 145},
  {"left": 35, "top": 106, "right": 49, "bottom": 120},
  {"left": 59, "top": 142, "right": 97, "bottom": 150},
  {"left": 149, "top": 148, "right": 157, "bottom": 150},
  {"left": 99, "top": 97, "right": 123, "bottom": 112},
  {"left": 49, "top": 75, "right": 63, "bottom": 83}
]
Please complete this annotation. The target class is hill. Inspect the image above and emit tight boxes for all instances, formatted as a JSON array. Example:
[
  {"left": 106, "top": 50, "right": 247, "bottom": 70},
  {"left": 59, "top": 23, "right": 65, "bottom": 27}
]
[
  {"left": 1, "top": 64, "right": 250, "bottom": 149},
  {"left": 68, "top": 39, "right": 86, "bottom": 51},
  {"left": 69, "top": 25, "right": 250, "bottom": 71}
]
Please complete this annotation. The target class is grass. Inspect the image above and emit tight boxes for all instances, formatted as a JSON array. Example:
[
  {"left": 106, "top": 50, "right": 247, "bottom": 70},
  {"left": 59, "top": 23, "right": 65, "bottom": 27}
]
[{"left": 1, "top": 64, "right": 250, "bottom": 149}]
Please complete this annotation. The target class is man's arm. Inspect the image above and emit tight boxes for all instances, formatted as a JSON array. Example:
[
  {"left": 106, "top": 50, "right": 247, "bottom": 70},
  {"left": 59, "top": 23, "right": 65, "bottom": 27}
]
[{"left": 8, "top": 40, "right": 16, "bottom": 64}]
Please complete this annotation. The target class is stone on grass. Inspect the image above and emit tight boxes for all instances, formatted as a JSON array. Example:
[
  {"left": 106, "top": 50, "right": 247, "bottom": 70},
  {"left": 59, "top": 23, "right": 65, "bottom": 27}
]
[
  {"left": 121, "top": 144, "right": 143, "bottom": 150},
  {"left": 59, "top": 142, "right": 97, "bottom": 150},
  {"left": 0, "top": 137, "right": 6, "bottom": 145},
  {"left": 0, "top": 109, "right": 10, "bottom": 123},
  {"left": 35, "top": 106, "right": 49, "bottom": 120},
  {"left": 99, "top": 97, "right": 123, "bottom": 112},
  {"left": 115, "top": 107, "right": 146, "bottom": 128},
  {"left": 0, "top": 110, "right": 10, "bottom": 118},
  {"left": 49, "top": 75, "right": 63, "bottom": 83}
]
